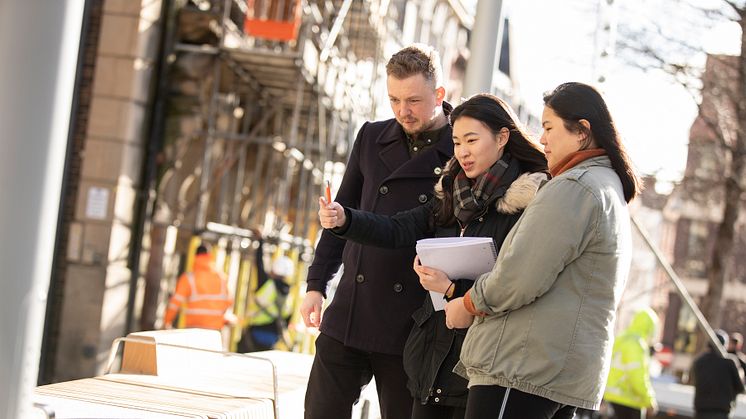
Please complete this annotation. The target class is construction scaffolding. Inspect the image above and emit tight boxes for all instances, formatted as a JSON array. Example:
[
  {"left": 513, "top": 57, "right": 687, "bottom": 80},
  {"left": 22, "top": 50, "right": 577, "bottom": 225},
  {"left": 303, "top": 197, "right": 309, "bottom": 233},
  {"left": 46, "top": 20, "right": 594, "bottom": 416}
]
[
  {"left": 29, "top": 0, "right": 474, "bottom": 383},
  {"left": 138, "top": 0, "right": 394, "bottom": 351}
]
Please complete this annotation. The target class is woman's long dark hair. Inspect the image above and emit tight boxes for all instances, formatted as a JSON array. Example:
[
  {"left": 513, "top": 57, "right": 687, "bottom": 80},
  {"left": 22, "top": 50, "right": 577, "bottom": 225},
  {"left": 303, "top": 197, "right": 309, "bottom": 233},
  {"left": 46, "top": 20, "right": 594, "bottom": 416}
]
[
  {"left": 434, "top": 94, "right": 548, "bottom": 226},
  {"left": 543, "top": 82, "right": 642, "bottom": 203}
]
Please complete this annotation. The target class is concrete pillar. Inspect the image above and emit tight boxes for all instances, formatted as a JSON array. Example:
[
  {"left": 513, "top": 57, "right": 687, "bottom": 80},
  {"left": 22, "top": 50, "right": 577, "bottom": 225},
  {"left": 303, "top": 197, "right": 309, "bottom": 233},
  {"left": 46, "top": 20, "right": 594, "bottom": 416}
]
[{"left": 0, "top": 1, "right": 85, "bottom": 417}]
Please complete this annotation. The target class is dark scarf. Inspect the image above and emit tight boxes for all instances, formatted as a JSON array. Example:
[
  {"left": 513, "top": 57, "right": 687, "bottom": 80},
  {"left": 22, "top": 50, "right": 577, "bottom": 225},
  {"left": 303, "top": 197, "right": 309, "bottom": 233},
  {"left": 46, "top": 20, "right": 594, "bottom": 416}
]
[{"left": 452, "top": 153, "right": 521, "bottom": 225}]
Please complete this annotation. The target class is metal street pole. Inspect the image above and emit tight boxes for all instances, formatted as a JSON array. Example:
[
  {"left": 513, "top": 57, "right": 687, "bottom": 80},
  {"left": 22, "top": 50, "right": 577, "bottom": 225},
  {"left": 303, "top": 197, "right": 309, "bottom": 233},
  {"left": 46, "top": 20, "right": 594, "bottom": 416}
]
[
  {"left": 463, "top": 0, "right": 504, "bottom": 97},
  {"left": 631, "top": 216, "right": 728, "bottom": 358},
  {"left": 0, "top": 1, "right": 85, "bottom": 417}
]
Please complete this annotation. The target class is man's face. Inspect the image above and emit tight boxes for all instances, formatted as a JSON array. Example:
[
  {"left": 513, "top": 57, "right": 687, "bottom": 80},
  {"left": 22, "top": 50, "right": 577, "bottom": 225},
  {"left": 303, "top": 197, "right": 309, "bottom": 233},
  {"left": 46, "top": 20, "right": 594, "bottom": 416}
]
[{"left": 387, "top": 74, "right": 444, "bottom": 135}]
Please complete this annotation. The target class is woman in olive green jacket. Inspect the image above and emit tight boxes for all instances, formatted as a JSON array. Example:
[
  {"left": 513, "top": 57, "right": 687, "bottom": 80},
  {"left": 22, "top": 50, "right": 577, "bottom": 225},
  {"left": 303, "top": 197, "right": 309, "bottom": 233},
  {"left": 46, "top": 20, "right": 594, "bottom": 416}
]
[{"left": 444, "top": 82, "right": 643, "bottom": 419}]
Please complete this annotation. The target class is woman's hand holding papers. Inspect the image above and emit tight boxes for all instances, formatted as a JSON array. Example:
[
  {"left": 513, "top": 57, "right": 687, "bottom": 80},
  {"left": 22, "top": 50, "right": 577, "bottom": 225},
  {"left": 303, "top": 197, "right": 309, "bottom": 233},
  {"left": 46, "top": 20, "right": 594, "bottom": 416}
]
[
  {"left": 413, "top": 255, "right": 452, "bottom": 293},
  {"left": 318, "top": 197, "right": 346, "bottom": 229}
]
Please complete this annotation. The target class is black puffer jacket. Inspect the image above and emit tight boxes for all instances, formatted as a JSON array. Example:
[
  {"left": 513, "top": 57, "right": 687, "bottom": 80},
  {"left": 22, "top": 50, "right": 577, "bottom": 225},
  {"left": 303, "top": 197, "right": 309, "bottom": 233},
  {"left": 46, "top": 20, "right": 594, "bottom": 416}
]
[{"left": 336, "top": 170, "right": 546, "bottom": 407}]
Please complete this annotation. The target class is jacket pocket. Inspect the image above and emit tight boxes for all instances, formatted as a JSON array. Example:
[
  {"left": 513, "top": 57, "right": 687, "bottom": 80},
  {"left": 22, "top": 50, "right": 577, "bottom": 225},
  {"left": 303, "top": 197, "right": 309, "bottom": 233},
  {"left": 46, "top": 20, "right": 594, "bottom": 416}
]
[
  {"left": 403, "top": 305, "right": 434, "bottom": 395},
  {"left": 459, "top": 315, "right": 504, "bottom": 373}
]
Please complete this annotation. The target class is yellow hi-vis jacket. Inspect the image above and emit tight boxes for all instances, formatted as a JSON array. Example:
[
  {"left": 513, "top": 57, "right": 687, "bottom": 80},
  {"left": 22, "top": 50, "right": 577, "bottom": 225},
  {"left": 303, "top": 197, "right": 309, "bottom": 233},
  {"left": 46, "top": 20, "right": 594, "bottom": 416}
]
[
  {"left": 603, "top": 308, "right": 658, "bottom": 410},
  {"left": 247, "top": 278, "right": 292, "bottom": 327},
  {"left": 164, "top": 254, "right": 232, "bottom": 330}
]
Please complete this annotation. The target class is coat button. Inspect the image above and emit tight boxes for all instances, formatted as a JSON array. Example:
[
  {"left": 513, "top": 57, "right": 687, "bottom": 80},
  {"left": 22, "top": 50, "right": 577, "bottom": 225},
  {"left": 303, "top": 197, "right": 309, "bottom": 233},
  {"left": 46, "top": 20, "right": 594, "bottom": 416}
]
[
  {"left": 434, "top": 397, "right": 440, "bottom": 403},
  {"left": 436, "top": 388, "right": 442, "bottom": 394},
  {"left": 356, "top": 274, "right": 365, "bottom": 283},
  {"left": 379, "top": 185, "right": 389, "bottom": 195},
  {"left": 434, "top": 167, "right": 442, "bottom": 175},
  {"left": 418, "top": 194, "right": 428, "bottom": 203},
  {"left": 393, "top": 282, "right": 403, "bottom": 292}
]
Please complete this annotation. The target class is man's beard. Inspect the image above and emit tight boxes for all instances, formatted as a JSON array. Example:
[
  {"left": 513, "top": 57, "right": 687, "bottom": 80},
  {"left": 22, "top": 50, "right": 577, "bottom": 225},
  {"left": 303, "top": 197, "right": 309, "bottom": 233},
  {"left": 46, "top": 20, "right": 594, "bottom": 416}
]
[{"left": 400, "top": 117, "right": 432, "bottom": 136}]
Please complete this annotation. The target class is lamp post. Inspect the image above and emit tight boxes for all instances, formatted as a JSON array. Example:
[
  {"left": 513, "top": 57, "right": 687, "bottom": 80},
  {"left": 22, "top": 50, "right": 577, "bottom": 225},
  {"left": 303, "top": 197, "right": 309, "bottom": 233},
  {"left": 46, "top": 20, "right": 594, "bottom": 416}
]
[
  {"left": 462, "top": 0, "right": 504, "bottom": 97},
  {"left": 0, "top": 1, "right": 85, "bottom": 417}
]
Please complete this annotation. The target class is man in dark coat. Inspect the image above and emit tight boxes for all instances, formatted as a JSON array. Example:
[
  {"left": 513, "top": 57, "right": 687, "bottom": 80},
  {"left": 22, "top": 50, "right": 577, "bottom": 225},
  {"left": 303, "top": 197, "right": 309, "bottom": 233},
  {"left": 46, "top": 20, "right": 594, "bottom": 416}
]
[
  {"left": 690, "top": 329, "right": 745, "bottom": 419},
  {"left": 300, "top": 44, "right": 454, "bottom": 419}
]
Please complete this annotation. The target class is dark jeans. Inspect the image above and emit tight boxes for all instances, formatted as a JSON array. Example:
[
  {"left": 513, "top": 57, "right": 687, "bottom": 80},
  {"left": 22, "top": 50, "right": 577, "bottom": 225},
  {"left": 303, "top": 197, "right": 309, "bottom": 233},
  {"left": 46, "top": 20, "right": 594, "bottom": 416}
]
[
  {"left": 411, "top": 400, "right": 466, "bottom": 419},
  {"left": 464, "top": 385, "right": 577, "bottom": 419},
  {"left": 695, "top": 410, "right": 731, "bottom": 419},
  {"left": 608, "top": 402, "right": 643, "bottom": 419},
  {"left": 304, "top": 333, "right": 412, "bottom": 419}
]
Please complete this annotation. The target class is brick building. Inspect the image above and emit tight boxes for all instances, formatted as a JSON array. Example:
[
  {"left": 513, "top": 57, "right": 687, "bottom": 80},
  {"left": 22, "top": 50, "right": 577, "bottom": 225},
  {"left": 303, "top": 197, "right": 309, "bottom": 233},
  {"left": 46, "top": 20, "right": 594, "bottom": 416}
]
[{"left": 659, "top": 54, "right": 746, "bottom": 371}]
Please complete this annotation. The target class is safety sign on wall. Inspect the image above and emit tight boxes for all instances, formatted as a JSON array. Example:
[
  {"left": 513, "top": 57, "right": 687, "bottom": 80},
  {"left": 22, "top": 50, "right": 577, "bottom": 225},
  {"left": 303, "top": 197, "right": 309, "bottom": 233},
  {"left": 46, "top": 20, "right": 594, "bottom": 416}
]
[{"left": 85, "top": 186, "right": 109, "bottom": 220}]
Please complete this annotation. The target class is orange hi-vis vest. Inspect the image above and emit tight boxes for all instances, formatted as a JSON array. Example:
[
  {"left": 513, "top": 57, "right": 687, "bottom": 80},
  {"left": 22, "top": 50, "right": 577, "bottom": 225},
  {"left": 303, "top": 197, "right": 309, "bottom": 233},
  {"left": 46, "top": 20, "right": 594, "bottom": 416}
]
[{"left": 164, "top": 254, "right": 232, "bottom": 330}]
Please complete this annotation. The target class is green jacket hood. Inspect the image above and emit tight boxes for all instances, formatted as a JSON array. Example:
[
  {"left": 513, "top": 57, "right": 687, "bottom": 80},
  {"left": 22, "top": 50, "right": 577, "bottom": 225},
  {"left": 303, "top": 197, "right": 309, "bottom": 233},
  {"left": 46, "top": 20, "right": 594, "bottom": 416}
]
[{"left": 627, "top": 308, "right": 658, "bottom": 342}]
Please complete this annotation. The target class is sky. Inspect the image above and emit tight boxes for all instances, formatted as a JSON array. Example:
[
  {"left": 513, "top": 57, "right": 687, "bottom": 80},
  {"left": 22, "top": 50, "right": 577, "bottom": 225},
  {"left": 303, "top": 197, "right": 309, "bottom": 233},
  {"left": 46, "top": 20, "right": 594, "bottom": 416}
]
[{"left": 495, "top": 0, "right": 741, "bottom": 191}]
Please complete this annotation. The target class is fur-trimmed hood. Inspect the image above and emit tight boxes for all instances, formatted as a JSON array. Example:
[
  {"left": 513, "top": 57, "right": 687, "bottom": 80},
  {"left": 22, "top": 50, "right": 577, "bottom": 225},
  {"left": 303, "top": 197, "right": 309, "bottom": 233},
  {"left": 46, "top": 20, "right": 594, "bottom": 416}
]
[{"left": 434, "top": 171, "right": 548, "bottom": 215}]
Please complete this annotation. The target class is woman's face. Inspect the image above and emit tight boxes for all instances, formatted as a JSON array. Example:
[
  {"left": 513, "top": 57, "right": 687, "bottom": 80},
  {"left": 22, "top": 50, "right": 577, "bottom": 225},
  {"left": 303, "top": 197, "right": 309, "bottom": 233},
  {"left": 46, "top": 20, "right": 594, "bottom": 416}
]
[
  {"left": 452, "top": 116, "right": 507, "bottom": 179},
  {"left": 540, "top": 106, "right": 584, "bottom": 168}
]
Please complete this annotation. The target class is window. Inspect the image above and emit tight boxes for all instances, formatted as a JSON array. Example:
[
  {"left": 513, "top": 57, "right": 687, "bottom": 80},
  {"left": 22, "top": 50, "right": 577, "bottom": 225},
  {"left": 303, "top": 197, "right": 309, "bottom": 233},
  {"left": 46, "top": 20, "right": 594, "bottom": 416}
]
[{"left": 686, "top": 221, "right": 709, "bottom": 276}]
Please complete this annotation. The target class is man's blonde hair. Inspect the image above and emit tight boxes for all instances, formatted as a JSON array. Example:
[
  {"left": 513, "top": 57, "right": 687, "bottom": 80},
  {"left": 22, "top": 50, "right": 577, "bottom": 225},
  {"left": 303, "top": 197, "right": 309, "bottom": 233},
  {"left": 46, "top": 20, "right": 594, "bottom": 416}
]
[{"left": 385, "top": 44, "right": 443, "bottom": 87}]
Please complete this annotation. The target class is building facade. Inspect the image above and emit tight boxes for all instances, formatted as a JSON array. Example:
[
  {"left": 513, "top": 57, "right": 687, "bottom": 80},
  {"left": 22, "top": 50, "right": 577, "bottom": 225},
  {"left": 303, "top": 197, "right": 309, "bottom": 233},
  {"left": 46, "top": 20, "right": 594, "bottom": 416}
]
[
  {"left": 659, "top": 53, "right": 746, "bottom": 374},
  {"left": 40, "top": 0, "right": 529, "bottom": 383}
]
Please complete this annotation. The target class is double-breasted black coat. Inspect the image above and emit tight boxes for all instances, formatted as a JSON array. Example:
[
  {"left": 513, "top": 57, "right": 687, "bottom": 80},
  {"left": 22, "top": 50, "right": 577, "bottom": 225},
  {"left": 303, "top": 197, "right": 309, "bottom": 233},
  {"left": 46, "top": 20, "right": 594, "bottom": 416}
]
[{"left": 306, "top": 115, "right": 454, "bottom": 355}]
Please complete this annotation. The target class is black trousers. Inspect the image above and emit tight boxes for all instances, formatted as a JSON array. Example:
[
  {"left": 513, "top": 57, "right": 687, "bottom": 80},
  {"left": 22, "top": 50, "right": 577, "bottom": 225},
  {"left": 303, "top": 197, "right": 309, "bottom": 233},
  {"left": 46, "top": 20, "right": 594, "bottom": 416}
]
[
  {"left": 464, "top": 385, "right": 577, "bottom": 419},
  {"left": 411, "top": 400, "right": 466, "bottom": 419},
  {"left": 608, "top": 402, "right": 643, "bottom": 419},
  {"left": 304, "top": 333, "right": 413, "bottom": 419},
  {"left": 695, "top": 410, "right": 731, "bottom": 419}
]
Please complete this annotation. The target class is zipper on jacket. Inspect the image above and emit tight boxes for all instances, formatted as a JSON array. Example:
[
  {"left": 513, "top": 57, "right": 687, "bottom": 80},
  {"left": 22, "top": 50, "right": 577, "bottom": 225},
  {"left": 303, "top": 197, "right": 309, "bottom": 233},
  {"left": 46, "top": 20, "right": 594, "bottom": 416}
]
[
  {"left": 457, "top": 220, "right": 468, "bottom": 237},
  {"left": 424, "top": 387, "right": 433, "bottom": 404},
  {"left": 456, "top": 206, "right": 489, "bottom": 237},
  {"left": 426, "top": 312, "right": 461, "bottom": 404}
]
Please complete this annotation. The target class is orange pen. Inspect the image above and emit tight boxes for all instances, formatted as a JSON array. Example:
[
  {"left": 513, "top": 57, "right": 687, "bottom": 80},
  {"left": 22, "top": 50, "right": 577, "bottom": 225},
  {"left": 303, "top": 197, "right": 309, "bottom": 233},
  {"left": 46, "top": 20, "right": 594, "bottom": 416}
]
[{"left": 325, "top": 180, "right": 332, "bottom": 204}]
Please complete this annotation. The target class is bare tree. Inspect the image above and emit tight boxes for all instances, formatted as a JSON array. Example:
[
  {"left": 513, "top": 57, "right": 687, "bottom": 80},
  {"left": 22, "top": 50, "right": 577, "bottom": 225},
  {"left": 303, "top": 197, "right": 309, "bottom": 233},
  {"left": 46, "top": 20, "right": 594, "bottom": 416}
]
[{"left": 616, "top": 0, "right": 746, "bottom": 331}]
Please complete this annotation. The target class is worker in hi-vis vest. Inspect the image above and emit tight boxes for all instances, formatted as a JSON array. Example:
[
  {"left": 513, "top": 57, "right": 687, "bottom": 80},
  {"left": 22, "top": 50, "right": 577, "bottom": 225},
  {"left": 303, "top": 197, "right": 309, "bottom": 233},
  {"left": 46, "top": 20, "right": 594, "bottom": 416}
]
[
  {"left": 238, "top": 235, "right": 293, "bottom": 352},
  {"left": 603, "top": 307, "right": 659, "bottom": 419},
  {"left": 164, "top": 244, "right": 237, "bottom": 330}
]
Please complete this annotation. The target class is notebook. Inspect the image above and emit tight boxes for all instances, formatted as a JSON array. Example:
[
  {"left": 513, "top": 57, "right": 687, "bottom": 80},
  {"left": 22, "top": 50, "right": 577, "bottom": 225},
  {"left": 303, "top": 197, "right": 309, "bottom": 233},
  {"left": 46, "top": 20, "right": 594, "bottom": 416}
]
[{"left": 415, "top": 237, "right": 497, "bottom": 311}]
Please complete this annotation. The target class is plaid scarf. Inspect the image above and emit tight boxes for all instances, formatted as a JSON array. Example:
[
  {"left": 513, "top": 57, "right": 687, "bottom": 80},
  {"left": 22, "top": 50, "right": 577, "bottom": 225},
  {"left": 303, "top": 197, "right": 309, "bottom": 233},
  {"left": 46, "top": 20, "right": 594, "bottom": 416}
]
[{"left": 452, "top": 154, "right": 521, "bottom": 225}]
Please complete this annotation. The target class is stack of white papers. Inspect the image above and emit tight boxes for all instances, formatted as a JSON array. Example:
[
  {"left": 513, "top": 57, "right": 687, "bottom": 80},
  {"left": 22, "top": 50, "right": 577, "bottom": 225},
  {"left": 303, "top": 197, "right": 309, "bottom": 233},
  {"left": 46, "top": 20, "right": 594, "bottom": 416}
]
[{"left": 415, "top": 237, "right": 497, "bottom": 310}]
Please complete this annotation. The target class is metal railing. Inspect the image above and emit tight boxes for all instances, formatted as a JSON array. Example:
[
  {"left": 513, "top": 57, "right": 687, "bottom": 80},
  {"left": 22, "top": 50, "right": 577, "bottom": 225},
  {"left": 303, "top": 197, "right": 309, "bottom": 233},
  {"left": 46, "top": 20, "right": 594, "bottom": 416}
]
[{"left": 32, "top": 402, "right": 55, "bottom": 419}]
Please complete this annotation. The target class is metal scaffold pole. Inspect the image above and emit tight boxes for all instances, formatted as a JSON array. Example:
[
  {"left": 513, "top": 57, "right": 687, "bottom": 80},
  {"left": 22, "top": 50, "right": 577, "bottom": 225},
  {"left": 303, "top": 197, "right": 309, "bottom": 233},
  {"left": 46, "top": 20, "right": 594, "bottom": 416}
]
[
  {"left": 195, "top": 0, "right": 231, "bottom": 231},
  {"left": 0, "top": 1, "right": 86, "bottom": 417},
  {"left": 631, "top": 215, "right": 728, "bottom": 358}
]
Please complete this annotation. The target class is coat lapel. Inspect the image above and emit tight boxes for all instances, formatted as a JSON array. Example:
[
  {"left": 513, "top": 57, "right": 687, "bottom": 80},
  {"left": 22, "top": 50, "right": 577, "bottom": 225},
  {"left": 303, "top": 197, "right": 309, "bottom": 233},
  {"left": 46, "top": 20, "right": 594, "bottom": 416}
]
[
  {"left": 386, "top": 126, "right": 453, "bottom": 180},
  {"left": 377, "top": 122, "right": 411, "bottom": 174}
]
